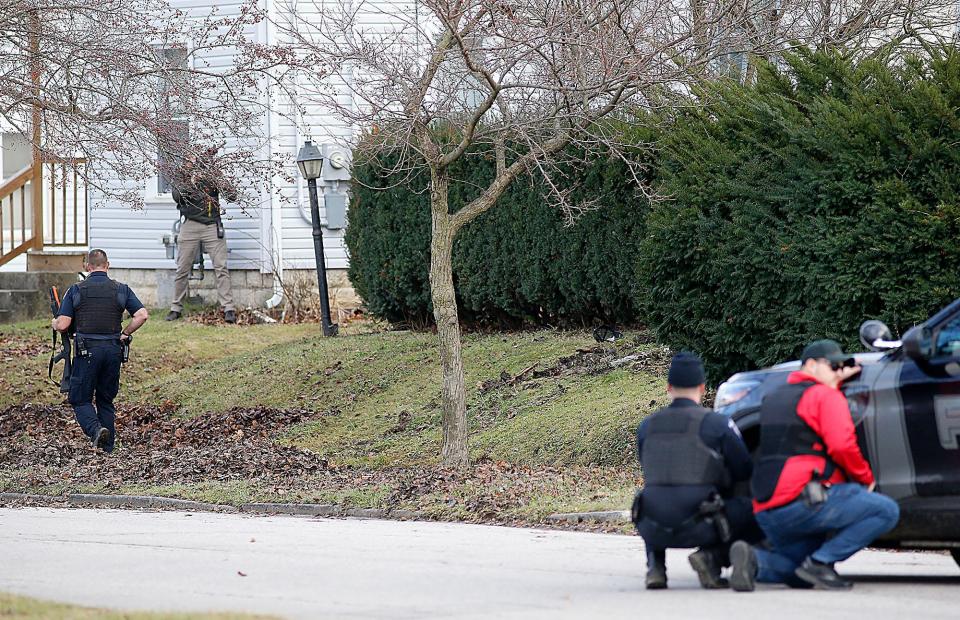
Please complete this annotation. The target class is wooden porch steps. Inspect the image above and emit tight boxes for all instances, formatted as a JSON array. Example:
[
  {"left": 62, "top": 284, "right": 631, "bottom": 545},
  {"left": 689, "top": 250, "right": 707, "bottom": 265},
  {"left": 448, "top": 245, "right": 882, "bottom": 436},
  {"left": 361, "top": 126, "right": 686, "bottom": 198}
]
[{"left": 26, "top": 249, "right": 86, "bottom": 272}]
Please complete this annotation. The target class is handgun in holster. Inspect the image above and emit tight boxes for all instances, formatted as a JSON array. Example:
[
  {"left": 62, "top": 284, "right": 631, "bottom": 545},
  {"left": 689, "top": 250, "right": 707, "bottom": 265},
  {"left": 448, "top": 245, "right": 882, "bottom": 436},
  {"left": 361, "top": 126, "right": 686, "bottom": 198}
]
[
  {"left": 699, "top": 493, "right": 732, "bottom": 543},
  {"left": 802, "top": 469, "right": 829, "bottom": 507},
  {"left": 74, "top": 335, "right": 89, "bottom": 358}
]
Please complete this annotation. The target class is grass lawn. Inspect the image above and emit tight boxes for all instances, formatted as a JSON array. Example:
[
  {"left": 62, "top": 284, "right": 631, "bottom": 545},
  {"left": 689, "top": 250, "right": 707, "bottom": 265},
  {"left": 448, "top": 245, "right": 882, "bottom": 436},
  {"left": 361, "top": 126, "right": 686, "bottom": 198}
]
[
  {"left": 0, "top": 591, "right": 276, "bottom": 619},
  {"left": 0, "top": 314, "right": 666, "bottom": 524}
]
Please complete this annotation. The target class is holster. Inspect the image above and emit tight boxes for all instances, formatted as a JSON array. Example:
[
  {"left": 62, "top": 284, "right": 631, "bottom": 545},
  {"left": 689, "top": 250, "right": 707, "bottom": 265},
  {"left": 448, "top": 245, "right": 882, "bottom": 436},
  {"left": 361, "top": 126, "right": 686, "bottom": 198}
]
[
  {"left": 801, "top": 481, "right": 828, "bottom": 507},
  {"left": 74, "top": 335, "right": 89, "bottom": 358},
  {"left": 699, "top": 493, "right": 732, "bottom": 543}
]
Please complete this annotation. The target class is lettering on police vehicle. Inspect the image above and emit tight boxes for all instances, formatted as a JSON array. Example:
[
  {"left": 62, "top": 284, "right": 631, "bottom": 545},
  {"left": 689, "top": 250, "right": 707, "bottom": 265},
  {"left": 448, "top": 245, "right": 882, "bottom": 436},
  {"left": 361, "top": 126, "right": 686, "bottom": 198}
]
[{"left": 933, "top": 395, "right": 960, "bottom": 450}]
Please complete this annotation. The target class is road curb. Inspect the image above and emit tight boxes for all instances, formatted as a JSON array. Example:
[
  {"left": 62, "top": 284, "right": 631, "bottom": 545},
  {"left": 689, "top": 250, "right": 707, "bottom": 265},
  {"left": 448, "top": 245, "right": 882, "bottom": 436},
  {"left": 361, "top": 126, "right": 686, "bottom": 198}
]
[
  {"left": 69, "top": 493, "right": 239, "bottom": 512},
  {"left": 545, "top": 510, "right": 630, "bottom": 524},
  {"left": 240, "top": 502, "right": 340, "bottom": 516},
  {"left": 0, "top": 492, "right": 423, "bottom": 520}
]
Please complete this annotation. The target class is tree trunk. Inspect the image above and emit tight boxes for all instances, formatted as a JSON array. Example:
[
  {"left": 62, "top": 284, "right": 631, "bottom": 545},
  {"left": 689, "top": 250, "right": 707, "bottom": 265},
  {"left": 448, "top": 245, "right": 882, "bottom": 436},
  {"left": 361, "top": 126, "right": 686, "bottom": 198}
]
[{"left": 429, "top": 169, "right": 469, "bottom": 469}]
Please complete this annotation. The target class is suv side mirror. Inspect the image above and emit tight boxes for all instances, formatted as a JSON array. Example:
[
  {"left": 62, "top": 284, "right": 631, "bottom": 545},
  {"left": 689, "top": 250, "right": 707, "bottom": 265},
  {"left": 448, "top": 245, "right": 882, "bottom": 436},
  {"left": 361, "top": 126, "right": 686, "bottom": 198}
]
[
  {"left": 902, "top": 325, "right": 931, "bottom": 361},
  {"left": 859, "top": 320, "right": 900, "bottom": 351}
]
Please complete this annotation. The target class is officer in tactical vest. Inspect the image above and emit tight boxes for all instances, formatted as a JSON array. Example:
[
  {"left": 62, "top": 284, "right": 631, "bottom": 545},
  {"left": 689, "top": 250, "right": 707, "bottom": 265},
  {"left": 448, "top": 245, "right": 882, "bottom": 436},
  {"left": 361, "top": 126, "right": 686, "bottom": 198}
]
[
  {"left": 728, "top": 340, "right": 899, "bottom": 592},
  {"left": 52, "top": 249, "right": 149, "bottom": 452},
  {"left": 634, "top": 352, "right": 761, "bottom": 590},
  {"left": 165, "top": 148, "right": 238, "bottom": 324}
]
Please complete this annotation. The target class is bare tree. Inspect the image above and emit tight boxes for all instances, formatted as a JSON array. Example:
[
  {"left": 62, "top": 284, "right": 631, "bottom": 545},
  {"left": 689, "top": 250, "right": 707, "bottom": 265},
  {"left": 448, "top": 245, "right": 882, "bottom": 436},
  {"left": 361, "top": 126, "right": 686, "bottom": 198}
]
[
  {"left": 0, "top": 0, "right": 300, "bottom": 205},
  {"left": 276, "top": 0, "right": 955, "bottom": 468}
]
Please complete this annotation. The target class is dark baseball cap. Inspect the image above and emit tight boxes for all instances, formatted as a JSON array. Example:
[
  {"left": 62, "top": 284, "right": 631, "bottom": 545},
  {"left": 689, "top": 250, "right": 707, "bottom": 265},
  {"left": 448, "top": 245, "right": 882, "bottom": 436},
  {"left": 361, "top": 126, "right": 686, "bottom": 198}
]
[
  {"left": 668, "top": 352, "right": 706, "bottom": 388},
  {"left": 801, "top": 339, "right": 855, "bottom": 365}
]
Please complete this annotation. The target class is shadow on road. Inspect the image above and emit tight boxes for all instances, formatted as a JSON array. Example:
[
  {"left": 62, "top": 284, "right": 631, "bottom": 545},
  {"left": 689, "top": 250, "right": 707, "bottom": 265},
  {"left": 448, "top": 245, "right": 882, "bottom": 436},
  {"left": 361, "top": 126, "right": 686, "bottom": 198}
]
[{"left": 846, "top": 574, "right": 960, "bottom": 584}]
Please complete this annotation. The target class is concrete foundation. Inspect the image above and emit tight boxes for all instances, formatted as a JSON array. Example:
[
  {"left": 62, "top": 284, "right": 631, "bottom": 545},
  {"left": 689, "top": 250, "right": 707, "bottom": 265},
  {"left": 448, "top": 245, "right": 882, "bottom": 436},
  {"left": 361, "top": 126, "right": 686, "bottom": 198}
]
[
  {"left": 108, "top": 268, "right": 361, "bottom": 312},
  {"left": 0, "top": 272, "right": 82, "bottom": 323}
]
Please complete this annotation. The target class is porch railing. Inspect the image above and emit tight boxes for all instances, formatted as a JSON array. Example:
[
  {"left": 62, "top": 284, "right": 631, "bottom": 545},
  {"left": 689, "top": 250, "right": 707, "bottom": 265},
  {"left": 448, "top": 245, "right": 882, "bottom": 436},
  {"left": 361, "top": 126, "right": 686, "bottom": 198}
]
[
  {"left": 0, "top": 165, "right": 35, "bottom": 266},
  {"left": 43, "top": 158, "right": 89, "bottom": 247},
  {"left": 0, "top": 158, "right": 88, "bottom": 268}
]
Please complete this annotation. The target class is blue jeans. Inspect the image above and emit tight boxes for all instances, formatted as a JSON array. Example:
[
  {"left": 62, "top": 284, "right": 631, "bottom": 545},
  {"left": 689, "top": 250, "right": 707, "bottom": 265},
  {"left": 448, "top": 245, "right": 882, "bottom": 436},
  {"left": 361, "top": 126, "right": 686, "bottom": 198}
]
[
  {"left": 754, "top": 483, "right": 899, "bottom": 584},
  {"left": 68, "top": 340, "right": 122, "bottom": 453}
]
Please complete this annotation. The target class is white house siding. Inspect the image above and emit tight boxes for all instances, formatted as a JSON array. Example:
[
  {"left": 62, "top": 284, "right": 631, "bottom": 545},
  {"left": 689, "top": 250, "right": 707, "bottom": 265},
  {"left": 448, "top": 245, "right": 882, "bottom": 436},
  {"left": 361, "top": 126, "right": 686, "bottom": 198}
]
[
  {"left": 89, "top": 0, "right": 265, "bottom": 271},
  {"left": 269, "top": 0, "right": 419, "bottom": 272},
  {"left": 82, "top": 1, "right": 420, "bottom": 281}
]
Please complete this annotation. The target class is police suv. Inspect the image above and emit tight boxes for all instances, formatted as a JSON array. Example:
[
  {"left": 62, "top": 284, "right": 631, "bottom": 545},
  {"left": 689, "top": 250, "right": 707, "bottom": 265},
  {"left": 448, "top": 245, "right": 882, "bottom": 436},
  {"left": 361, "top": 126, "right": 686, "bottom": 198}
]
[{"left": 715, "top": 298, "right": 960, "bottom": 566}]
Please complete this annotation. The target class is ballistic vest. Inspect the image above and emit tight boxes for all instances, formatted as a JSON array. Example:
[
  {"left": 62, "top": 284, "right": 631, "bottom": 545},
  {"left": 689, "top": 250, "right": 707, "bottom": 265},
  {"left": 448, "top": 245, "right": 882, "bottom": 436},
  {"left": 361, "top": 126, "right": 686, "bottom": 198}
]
[
  {"left": 641, "top": 404, "right": 730, "bottom": 488},
  {"left": 751, "top": 381, "right": 838, "bottom": 503},
  {"left": 74, "top": 277, "right": 124, "bottom": 336}
]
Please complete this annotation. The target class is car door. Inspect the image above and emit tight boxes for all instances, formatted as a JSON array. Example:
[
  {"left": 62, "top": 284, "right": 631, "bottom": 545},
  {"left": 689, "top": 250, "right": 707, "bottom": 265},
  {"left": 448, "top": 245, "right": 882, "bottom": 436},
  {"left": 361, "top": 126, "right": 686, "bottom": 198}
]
[
  {"left": 895, "top": 311, "right": 960, "bottom": 497},
  {"left": 855, "top": 358, "right": 917, "bottom": 500}
]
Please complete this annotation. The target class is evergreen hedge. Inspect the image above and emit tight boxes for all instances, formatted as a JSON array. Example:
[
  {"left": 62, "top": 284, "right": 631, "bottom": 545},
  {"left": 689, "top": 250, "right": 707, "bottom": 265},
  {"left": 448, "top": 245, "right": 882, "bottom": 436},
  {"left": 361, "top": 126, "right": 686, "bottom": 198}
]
[
  {"left": 347, "top": 47, "right": 960, "bottom": 379},
  {"left": 346, "top": 142, "right": 650, "bottom": 327},
  {"left": 641, "top": 49, "right": 960, "bottom": 378}
]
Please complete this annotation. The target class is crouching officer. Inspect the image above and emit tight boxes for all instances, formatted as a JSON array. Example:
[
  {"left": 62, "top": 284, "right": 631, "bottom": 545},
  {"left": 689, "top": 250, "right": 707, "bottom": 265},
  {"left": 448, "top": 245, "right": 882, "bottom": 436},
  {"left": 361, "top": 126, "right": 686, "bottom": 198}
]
[
  {"left": 728, "top": 340, "right": 899, "bottom": 592},
  {"left": 634, "top": 352, "right": 762, "bottom": 590},
  {"left": 52, "top": 249, "right": 149, "bottom": 452}
]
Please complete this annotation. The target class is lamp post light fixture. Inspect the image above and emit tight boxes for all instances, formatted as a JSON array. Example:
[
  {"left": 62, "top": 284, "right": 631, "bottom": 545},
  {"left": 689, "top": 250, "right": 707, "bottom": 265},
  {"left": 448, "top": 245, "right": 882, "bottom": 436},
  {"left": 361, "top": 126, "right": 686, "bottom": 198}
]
[{"left": 296, "top": 140, "right": 337, "bottom": 336}]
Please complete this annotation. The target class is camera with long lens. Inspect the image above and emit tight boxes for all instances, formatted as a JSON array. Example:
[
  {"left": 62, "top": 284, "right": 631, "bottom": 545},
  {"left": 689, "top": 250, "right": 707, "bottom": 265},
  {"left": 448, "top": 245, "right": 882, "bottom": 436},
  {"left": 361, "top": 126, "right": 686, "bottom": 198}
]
[{"left": 830, "top": 358, "right": 857, "bottom": 371}]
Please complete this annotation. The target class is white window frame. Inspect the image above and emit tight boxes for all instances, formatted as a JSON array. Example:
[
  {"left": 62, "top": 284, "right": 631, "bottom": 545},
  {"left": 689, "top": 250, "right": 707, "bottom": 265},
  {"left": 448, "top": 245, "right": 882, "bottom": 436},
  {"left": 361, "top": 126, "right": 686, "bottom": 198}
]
[{"left": 147, "top": 45, "right": 192, "bottom": 204}]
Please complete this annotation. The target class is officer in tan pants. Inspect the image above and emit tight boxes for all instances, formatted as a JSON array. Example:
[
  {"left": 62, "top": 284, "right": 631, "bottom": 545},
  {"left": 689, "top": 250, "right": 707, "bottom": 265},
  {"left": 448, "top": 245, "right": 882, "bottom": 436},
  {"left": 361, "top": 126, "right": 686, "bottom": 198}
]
[{"left": 165, "top": 150, "right": 238, "bottom": 323}]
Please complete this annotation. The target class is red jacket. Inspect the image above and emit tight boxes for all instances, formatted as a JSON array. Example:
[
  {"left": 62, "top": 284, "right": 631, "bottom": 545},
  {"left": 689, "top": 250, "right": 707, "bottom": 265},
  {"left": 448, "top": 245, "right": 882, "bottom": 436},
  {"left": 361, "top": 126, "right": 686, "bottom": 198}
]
[{"left": 753, "top": 371, "right": 874, "bottom": 512}]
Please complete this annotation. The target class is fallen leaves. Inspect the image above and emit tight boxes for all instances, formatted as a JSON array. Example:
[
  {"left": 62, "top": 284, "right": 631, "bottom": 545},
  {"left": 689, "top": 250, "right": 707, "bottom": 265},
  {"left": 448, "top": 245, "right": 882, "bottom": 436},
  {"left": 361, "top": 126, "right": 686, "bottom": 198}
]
[{"left": 0, "top": 403, "right": 329, "bottom": 486}]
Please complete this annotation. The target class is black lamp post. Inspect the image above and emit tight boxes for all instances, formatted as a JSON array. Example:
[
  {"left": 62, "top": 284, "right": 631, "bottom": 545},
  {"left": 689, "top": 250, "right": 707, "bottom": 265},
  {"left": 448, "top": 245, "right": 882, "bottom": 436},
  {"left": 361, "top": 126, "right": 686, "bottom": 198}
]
[{"left": 296, "top": 140, "right": 337, "bottom": 336}]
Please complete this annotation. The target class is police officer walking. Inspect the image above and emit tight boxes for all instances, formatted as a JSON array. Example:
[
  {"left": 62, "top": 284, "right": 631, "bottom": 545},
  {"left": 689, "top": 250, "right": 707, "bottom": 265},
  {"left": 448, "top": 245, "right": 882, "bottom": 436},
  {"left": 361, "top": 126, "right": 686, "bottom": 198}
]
[
  {"left": 728, "top": 340, "right": 899, "bottom": 591},
  {"left": 634, "top": 352, "right": 761, "bottom": 589},
  {"left": 52, "top": 249, "right": 149, "bottom": 452}
]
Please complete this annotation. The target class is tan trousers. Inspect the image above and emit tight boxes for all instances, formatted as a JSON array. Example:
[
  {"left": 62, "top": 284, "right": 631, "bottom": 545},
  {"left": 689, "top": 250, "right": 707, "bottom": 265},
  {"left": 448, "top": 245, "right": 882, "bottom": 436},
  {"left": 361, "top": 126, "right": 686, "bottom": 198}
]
[{"left": 171, "top": 218, "right": 234, "bottom": 312}]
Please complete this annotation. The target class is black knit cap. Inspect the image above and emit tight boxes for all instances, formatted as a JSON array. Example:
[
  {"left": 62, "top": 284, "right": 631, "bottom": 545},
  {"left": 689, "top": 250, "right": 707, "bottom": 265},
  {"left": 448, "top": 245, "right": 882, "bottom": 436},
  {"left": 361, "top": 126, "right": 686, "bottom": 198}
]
[{"left": 668, "top": 351, "right": 706, "bottom": 388}]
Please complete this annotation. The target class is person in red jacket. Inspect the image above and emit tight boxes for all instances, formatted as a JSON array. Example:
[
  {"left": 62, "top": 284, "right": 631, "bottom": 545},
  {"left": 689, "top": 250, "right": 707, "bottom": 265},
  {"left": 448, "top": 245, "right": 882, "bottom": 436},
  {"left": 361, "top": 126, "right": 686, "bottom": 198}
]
[{"left": 729, "top": 339, "right": 899, "bottom": 591}]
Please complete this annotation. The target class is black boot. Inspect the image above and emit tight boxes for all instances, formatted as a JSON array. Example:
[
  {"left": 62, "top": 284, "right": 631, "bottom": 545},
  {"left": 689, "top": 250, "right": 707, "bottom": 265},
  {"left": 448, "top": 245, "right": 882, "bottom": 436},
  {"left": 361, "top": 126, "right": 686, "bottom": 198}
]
[
  {"left": 689, "top": 548, "right": 729, "bottom": 589},
  {"left": 224, "top": 309, "right": 237, "bottom": 324},
  {"left": 93, "top": 427, "right": 110, "bottom": 451},
  {"left": 729, "top": 541, "right": 757, "bottom": 592},
  {"left": 645, "top": 549, "right": 667, "bottom": 590},
  {"left": 795, "top": 557, "right": 853, "bottom": 590},
  {"left": 165, "top": 310, "right": 181, "bottom": 321},
  {"left": 645, "top": 563, "right": 667, "bottom": 590}
]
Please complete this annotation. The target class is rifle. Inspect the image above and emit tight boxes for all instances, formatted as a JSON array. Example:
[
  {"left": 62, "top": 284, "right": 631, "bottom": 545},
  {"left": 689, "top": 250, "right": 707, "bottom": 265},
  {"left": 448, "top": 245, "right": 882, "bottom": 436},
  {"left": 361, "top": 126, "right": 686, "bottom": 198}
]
[{"left": 48, "top": 286, "right": 72, "bottom": 393}]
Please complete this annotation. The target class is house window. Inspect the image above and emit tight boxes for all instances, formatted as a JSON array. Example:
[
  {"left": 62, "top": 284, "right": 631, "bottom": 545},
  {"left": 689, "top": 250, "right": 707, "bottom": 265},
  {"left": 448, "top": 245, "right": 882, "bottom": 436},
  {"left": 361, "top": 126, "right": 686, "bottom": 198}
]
[
  {"left": 157, "top": 119, "right": 190, "bottom": 194},
  {"left": 155, "top": 47, "right": 189, "bottom": 195}
]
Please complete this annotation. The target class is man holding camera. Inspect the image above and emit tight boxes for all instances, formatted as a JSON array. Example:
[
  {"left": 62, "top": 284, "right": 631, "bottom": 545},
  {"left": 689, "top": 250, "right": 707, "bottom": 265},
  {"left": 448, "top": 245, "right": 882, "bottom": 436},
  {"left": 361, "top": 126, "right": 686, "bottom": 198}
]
[
  {"left": 165, "top": 149, "right": 238, "bottom": 324},
  {"left": 729, "top": 339, "right": 900, "bottom": 591}
]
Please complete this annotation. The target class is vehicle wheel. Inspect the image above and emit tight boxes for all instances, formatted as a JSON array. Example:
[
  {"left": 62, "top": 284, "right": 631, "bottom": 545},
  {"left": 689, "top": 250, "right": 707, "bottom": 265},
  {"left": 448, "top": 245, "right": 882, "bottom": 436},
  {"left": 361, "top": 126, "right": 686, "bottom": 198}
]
[{"left": 952, "top": 549, "right": 960, "bottom": 569}]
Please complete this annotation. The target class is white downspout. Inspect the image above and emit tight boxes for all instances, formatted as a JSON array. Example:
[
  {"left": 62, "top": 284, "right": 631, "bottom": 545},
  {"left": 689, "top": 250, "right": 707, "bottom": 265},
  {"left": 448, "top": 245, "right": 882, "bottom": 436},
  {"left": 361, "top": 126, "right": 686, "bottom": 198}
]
[{"left": 263, "top": 0, "right": 284, "bottom": 309}]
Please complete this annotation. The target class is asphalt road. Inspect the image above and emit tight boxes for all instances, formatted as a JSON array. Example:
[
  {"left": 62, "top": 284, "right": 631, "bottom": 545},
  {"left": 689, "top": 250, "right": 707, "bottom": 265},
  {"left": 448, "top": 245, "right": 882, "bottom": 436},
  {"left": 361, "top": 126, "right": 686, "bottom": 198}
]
[{"left": 1, "top": 507, "right": 958, "bottom": 619}]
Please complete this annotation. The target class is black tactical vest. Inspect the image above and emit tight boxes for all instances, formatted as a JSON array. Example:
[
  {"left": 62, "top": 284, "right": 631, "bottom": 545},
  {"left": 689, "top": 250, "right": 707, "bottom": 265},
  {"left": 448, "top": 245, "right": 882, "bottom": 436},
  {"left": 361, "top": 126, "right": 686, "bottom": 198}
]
[
  {"left": 641, "top": 404, "right": 730, "bottom": 488},
  {"left": 74, "top": 277, "right": 124, "bottom": 336},
  {"left": 751, "top": 381, "right": 838, "bottom": 503}
]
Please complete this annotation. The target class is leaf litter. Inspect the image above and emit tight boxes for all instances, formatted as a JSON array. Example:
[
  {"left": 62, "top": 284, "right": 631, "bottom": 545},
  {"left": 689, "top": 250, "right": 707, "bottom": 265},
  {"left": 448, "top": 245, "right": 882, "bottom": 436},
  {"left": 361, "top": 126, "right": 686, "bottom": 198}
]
[{"left": 0, "top": 402, "right": 638, "bottom": 532}]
